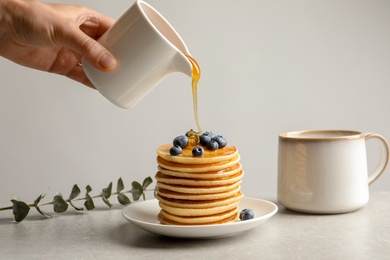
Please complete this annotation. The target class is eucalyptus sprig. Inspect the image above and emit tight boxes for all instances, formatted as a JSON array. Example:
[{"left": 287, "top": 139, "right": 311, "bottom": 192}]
[{"left": 0, "top": 176, "right": 154, "bottom": 223}]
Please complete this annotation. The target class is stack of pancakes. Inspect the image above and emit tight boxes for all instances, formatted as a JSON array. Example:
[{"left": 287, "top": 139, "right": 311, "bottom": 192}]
[{"left": 155, "top": 144, "right": 244, "bottom": 225}]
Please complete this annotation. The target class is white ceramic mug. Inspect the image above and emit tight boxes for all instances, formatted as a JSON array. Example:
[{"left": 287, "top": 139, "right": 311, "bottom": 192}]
[
  {"left": 277, "top": 130, "right": 389, "bottom": 214},
  {"left": 82, "top": 0, "right": 192, "bottom": 108}
]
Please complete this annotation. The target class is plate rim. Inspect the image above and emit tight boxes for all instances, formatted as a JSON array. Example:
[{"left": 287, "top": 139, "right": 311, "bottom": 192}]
[{"left": 122, "top": 197, "right": 278, "bottom": 238}]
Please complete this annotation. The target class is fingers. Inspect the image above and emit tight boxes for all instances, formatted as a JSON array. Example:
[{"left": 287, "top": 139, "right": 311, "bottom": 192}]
[
  {"left": 45, "top": 46, "right": 96, "bottom": 89},
  {"left": 68, "top": 27, "right": 117, "bottom": 71},
  {"left": 67, "top": 63, "right": 96, "bottom": 89},
  {"left": 52, "top": 5, "right": 117, "bottom": 72},
  {"left": 47, "top": 5, "right": 117, "bottom": 87},
  {"left": 78, "top": 12, "right": 117, "bottom": 71},
  {"left": 83, "top": 12, "right": 115, "bottom": 37}
]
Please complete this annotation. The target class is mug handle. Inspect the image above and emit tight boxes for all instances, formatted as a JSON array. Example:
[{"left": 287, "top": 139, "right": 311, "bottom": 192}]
[{"left": 365, "top": 133, "right": 390, "bottom": 185}]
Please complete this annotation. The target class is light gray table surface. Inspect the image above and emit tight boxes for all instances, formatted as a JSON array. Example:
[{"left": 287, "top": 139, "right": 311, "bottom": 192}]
[{"left": 1, "top": 191, "right": 389, "bottom": 260}]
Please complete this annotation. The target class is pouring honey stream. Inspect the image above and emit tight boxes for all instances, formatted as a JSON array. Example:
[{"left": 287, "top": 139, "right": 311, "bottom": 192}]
[{"left": 185, "top": 55, "right": 202, "bottom": 145}]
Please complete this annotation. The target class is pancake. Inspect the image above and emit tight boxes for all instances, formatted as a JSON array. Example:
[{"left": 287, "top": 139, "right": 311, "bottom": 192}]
[
  {"left": 155, "top": 192, "right": 243, "bottom": 209},
  {"left": 158, "top": 208, "right": 238, "bottom": 225},
  {"left": 158, "top": 211, "right": 239, "bottom": 225},
  {"left": 157, "top": 154, "right": 241, "bottom": 173},
  {"left": 158, "top": 201, "right": 239, "bottom": 216},
  {"left": 157, "top": 186, "right": 242, "bottom": 200},
  {"left": 156, "top": 181, "right": 242, "bottom": 194},
  {"left": 157, "top": 144, "right": 238, "bottom": 164},
  {"left": 155, "top": 170, "right": 244, "bottom": 186},
  {"left": 157, "top": 163, "right": 242, "bottom": 179}
]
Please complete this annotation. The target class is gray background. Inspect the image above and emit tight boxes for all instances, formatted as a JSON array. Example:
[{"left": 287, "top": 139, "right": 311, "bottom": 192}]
[{"left": 0, "top": 0, "right": 389, "bottom": 207}]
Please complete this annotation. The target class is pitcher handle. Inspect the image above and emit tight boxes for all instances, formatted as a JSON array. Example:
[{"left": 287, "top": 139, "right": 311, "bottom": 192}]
[{"left": 365, "top": 133, "right": 390, "bottom": 185}]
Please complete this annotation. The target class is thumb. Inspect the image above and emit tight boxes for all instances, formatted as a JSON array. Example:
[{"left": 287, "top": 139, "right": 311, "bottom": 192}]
[{"left": 64, "top": 27, "right": 117, "bottom": 71}]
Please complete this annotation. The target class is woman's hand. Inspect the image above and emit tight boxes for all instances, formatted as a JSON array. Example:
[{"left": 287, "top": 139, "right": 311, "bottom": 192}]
[{"left": 0, "top": 0, "right": 117, "bottom": 88}]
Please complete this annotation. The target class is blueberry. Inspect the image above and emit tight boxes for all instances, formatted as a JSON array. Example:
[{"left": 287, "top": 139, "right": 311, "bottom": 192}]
[
  {"left": 192, "top": 146, "right": 204, "bottom": 156},
  {"left": 204, "top": 131, "right": 216, "bottom": 139},
  {"left": 239, "top": 208, "right": 255, "bottom": 221},
  {"left": 212, "top": 135, "right": 227, "bottom": 148},
  {"left": 199, "top": 133, "right": 212, "bottom": 146},
  {"left": 170, "top": 145, "right": 182, "bottom": 156},
  {"left": 206, "top": 139, "right": 219, "bottom": 151},
  {"left": 173, "top": 135, "right": 188, "bottom": 148}
]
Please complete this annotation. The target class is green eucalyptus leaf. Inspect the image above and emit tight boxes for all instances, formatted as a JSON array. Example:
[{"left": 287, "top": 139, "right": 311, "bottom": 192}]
[
  {"left": 34, "top": 205, "right": 52, "bottom": 218},
  {"left": 33, "top": 190, "right": 51, "bottom": 218},
  {"left": 141, "top": 177, "right": 153, "bottom": 200},
  {"left": 84, "top": 194, "right": 95, "bottom": 210},
  {"left": 67, "top": 185, "right": 83, "bottom": 211},
  {"left": 131, "top": 181, "right": 143, "bottom": 201},
  {"left": 11, "top": 199, "right": 30, "bottom": 223},
  {"left": 69, "top": 201, "right": 83, "bottom": 211},
  {"left": 34, "top": 189, "right": 48, "bottom": 205},
  {"left": 86, "top": 185, "right": 92, "bottom": 194},
  {"left": 117, "top": 193, "right": 131, "bottom": 205},
  {"left": 53, "top": 193, "right": 69, "bottom": 213},
  {"left": 69, "top": 184, "right": 81, "bottom": 200},
  {"left": 101, "top": 194, "right": 112, "bottom": 208},
  {"left": 154, "top": 184, "right": 158, "bottom": 197},
  {"left": 117, "top": 177, "right": 124, "bottom": 193},
  {"left": 142, "top": 177, "right": 153, "bottom": 190},
  {"left": 102, "top": 182, "right": 112, "bottom": 199},
  {"left": 34, "top": 195, "right": 43, "bottom": 206}
]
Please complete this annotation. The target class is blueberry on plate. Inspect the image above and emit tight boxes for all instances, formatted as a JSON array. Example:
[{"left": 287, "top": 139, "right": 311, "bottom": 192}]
[
  {"left": 173, "top": 135, "right": 188, "bottom": 148},
  {"left": 170, "top": 145, "right": 182, "bottom": 156},
  {"left": 213, "top": 135, "right": 227, "bottom": 148},
  {"left": 239, "top": 208, "right": 255, "bottom": 221},
  {"left": 192, "top": 146, "right": 204, "bottom": 156},
  {"left": 206, "top": 139, "right": 219, "bottom": 151}
]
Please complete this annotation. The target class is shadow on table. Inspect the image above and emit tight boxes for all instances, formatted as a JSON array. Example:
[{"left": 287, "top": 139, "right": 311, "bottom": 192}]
[
  {"left": 0, "top": 213, "right": 51, "bottom": 224},
  {"left": 109, "top": 222, "right": 258, "bottom": 249}
]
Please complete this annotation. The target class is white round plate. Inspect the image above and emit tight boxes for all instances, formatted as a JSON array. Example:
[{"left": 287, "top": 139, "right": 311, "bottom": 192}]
[{"left": 122, "top": 197, "right": 278, "bottom": 239}]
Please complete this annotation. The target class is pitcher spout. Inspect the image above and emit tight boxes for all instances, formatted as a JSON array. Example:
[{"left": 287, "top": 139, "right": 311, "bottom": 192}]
[{"left": 171, "top": 52, "right": 193, "bottom": 77}]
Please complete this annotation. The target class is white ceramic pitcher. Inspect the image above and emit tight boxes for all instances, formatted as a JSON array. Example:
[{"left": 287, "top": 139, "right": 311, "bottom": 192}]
[{"left": 82, "top": 0, "right": 192, "bottom": 108}]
